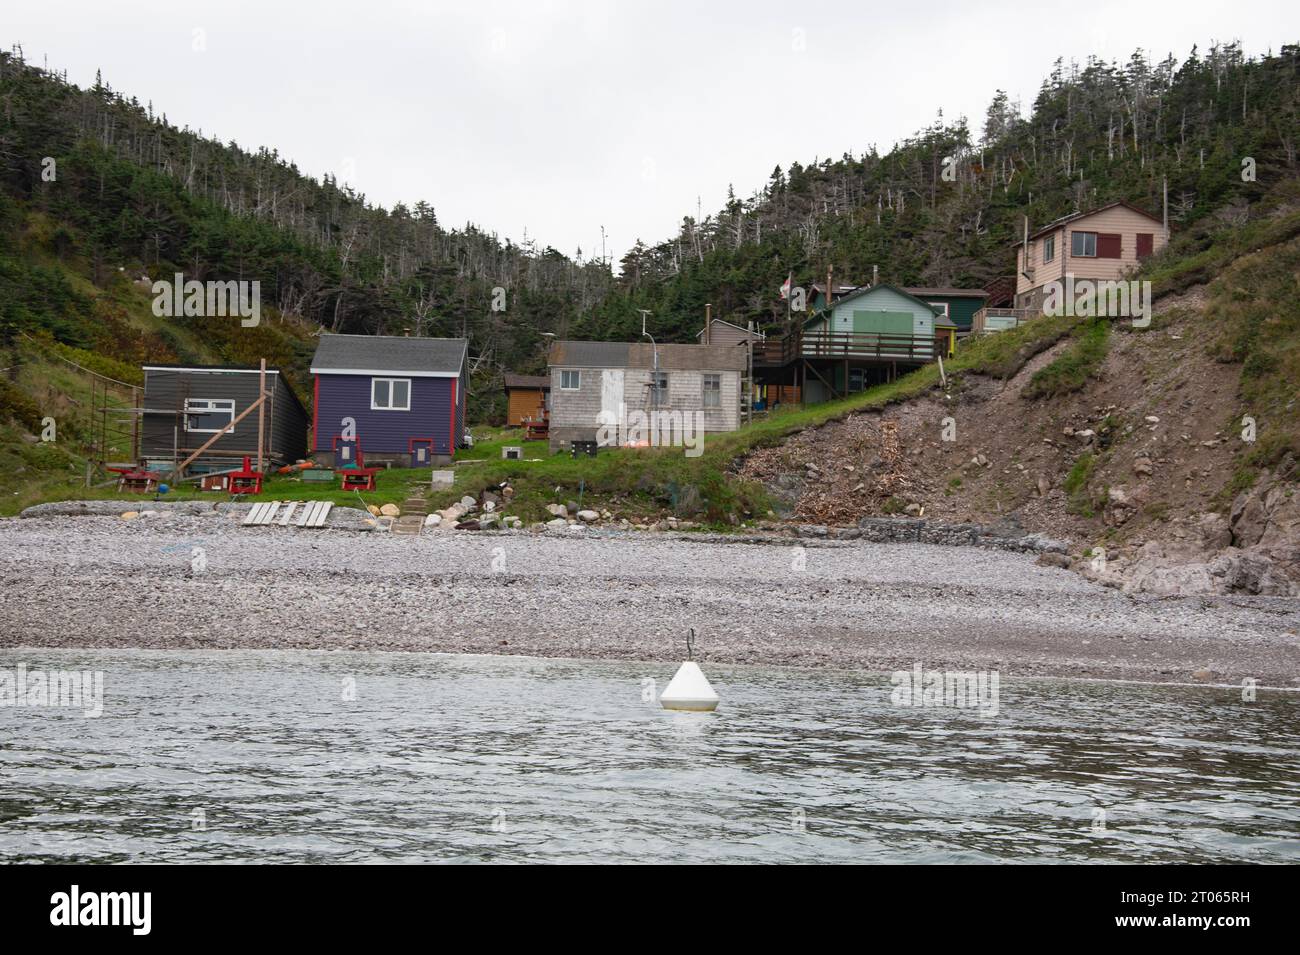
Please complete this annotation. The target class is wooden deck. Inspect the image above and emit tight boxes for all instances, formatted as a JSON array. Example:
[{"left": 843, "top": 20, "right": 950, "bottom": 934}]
[{"left": 753, "top": 330, "right": 945, "bottom": 369}]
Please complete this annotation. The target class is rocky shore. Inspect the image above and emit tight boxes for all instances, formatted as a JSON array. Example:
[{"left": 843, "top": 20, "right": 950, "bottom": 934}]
[{"left": 2, "top": 503, "right": 1298, "bottom": 687}]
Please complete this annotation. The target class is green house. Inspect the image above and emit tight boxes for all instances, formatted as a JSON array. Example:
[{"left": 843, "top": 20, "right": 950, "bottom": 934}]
[
  {"left": 795, "top": 284, "right": 957, "bottom": 402},
  {"left": 804, "top": 283, "right": 956, "bottom": 356},
  {"left": 902, "top": 287, "right": 989, "bottom": 332}
]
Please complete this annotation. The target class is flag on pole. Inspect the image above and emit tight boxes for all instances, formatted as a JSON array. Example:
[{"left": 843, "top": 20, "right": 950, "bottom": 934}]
[{"left": 779, "top": 272, "right": 792, "bottom": 300}]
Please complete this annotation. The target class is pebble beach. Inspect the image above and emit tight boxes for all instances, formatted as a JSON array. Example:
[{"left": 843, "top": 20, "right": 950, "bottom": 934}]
[{"left": 2, "top": 502, "right": 1298, "bottom": 687}]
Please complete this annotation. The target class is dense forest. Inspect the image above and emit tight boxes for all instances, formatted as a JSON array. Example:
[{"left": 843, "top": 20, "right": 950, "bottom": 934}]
[
  {"left": 583, "top": 42, "right": 1300, "bottom": 343},
  {"left": 1, "top": 41, "right": 1298, "bottom": 397}
]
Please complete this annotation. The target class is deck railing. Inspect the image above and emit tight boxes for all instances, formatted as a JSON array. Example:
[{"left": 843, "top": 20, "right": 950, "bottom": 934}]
[
  {"left": 972, "top": 307, "right": 1037, "bottom": 333},
  {"left": 753, "top": 329, "right": 945, "bottom": 366}
]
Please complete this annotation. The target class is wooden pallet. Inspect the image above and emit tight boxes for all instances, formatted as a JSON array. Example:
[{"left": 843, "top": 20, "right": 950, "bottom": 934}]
[{"left": 242, "top": 500, "right": 334, "bottom": 528}]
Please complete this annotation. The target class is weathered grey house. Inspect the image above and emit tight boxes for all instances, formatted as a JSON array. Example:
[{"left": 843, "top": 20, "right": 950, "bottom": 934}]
[
  {"left": 546, "top": 340, "right": 747, "bottom": 452},
  {"left": 695, "top": 318, "right": 764, "bottom": 348},
  {"left": 140, "top": 364, "right": 309, "bottom": 470}
]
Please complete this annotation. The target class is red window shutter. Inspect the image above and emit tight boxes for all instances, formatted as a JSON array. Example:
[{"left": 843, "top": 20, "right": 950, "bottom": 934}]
[
  {"left": 1097, "top": 233, "right": 1122, "bottom": 258},
  {"left": 1136, "top": 233, "right": 1153, "bottom": 259}
]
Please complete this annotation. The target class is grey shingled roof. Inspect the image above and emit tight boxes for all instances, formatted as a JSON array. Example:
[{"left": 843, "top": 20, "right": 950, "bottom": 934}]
[
  {"left": 549, "top": 340, "right": 747, "bottom": 372},
  {"left": 904, "top": 287, "right": 989, "bottom": 299},
  {"left": 311, "top": 333, "right": 467, "bottom": 375},
  {"left": 503, "top": 374, "right": 550, "bottom": 390},
  {"left": 548, "top": 341, "right": 632, "bottom": 368}
]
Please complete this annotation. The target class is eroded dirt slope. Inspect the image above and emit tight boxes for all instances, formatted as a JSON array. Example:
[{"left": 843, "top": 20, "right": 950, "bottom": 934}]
[{"left": 737, "top": 290, "right": 1299, "bottom": 596}]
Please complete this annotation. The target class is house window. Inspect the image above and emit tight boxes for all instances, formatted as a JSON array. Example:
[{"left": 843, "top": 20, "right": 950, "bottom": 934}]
[
  {"left": 560, "top": 370, "right": 581, "bottom": 390},
  {"left": 849, "top": 368, "right": 868, "bottom": 392},
  {"left": 927, "top": 301, "right": 949, "bottom": 317},
  {"left": 702, "top": 374, "right": 721, "bottom": 408},
  {"left": 651, "top": 371, "right": 669, "bottom": 405},
  {"left": 1071, "top": 231, "right": 1097, "bottom": 257},
  {"left": 184, "top": 398, "right": 235, "bottom": 433},
  {"left": 1043, "top": 235, "right": 1055, "bottom": 263},
  {"left": 1136, "top": 233, "right": 1154, "bottom": 259},
  {"left": 371, "top": 377, "right": 411, "bottom": 411}
]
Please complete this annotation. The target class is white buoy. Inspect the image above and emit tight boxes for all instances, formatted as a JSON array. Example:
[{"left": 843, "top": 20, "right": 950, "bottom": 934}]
[{"left": 660, "top": 630, "right": 719, "bottom": 712}]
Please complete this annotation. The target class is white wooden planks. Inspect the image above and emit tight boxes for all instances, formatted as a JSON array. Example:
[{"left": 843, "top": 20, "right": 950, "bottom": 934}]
[
  {"left": 242, "top": 501, "right": 281, "bottom": 525},
  {"left": 242, "top": 500, "right": 333, "bottom": 529},
  {"left": 297, "top": 501, "right": 333, "bottom": 528}
]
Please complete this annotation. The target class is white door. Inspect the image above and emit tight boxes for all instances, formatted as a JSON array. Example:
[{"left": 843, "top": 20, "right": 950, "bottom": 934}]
[{"left": 600, "top": 369, "right": 624, "bottom": 423}]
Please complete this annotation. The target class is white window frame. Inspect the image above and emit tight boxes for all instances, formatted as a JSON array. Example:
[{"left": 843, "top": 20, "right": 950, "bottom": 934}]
[
  {"left": 184, "top": 398, "right": 235, "bottom": 434},
  {"left": 560, "top": 369, "right": 581, "bottom": 391},
  {"left": 1071, "top": 231, "right": 1097, "bottom": 258},
  {"left": 702, "top": 373, "right": 721, "bottom": 408},
  {"left": 371, "top": 377, "right": 411, "bottom": 411},
  {"left": 1043, "top": 235, "right": 1055, "bottom": 263},
  {"left": 927, "top": 301, "right": 950, "bottom": 317}
]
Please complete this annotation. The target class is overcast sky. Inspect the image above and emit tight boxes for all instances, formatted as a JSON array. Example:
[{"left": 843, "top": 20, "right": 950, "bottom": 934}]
[{"left": 8, "top": 1, "right": 1298, "bottom": 266}]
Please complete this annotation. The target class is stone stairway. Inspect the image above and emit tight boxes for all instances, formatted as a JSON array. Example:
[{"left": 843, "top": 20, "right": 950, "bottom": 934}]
[{"left": 391, "top": 489, "right": 430, "bottom": 536}]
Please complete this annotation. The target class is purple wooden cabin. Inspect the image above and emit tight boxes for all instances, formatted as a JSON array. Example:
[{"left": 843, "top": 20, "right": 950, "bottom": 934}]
[{"left": 310, "top": 333, "right": 468, "bottom": 467}]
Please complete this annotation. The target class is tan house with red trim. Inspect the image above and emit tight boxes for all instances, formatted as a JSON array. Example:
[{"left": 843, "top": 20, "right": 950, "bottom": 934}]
[{"left": 1012, "top": 201, "right": 1167, "bottom": 310}]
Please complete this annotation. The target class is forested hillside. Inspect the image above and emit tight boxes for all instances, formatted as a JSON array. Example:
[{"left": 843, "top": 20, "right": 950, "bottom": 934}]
[
  {"left": 579, "top": 41, "right": 1300, "bottom": 342},
  {"left": 0, "top": 46, "right": 613, "bottom": 399},
  {"left": 1, "top": 40, "right": 1298, "bottom": 414}
]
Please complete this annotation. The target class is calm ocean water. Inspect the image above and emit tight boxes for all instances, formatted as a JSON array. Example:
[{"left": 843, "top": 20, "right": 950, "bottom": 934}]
[{"left": 1, "top": 649, "right": 1296, "bottom": 863}]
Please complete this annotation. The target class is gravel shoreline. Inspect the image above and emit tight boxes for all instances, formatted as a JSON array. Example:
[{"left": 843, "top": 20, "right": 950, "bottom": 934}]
[{"left": 2, "top": 506, "right": 1298, "bottom": 687}]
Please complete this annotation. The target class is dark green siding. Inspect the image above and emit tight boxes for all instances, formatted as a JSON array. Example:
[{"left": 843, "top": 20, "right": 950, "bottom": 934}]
[{"left": 919, "top": 294, "right": 985, "bottom": 330}]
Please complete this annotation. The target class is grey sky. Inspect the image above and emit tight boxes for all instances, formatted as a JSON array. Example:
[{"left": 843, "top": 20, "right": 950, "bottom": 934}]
[{"left": 9, "top": 1, "right": 1297, "bottom": 266}]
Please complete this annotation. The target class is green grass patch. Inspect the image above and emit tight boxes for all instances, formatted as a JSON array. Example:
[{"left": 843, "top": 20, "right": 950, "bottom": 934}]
[
  {"left": 1063, "top": 452, "right": 1098, "bottom": 517},
  {"left": 1022, "top": 318, "right": 1109, "bottom": 400}
]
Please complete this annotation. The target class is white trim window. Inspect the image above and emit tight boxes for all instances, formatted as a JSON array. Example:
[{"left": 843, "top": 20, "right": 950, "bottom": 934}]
[
  {"left": 927, "top": 301, "right": 950, "bottom": 317},
  {"left": 184, "top": 398, "right": 235, "bottom": 433},
  {"left": 560, "top": 370, "right": 581, "bottom": 390},
  {"left": 1043, "top": 235, "right": 1056, "bottom": 263},
  {"left": 371, "top": 377, "right": 411, "bottom": 411},
  {"left": 702, "top": 373, "right": 721, "bottom": 408},
  {"left": 1071, "top": 231, "right": 1097, "bottom": 257}
]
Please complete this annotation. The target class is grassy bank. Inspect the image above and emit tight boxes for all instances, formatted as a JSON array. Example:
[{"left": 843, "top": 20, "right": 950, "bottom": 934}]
[{"left": 425, "top": 313, "right": 1086, "bottom": 526}]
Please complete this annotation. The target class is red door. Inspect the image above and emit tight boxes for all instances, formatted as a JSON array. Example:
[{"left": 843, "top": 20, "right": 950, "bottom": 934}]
[{"left": 409, "top": 438, "right": 433, "bottom": 465}]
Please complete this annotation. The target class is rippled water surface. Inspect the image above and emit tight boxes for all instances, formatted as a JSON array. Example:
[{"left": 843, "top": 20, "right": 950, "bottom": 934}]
[{"left": 1, "top": 649, "right": 1297, "bottom": 863}]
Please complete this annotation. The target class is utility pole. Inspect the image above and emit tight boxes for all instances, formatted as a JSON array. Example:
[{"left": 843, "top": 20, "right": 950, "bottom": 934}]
[
  {"left": 256, "top": 358, "right": 266, "bottom": 474},
  {"left": 746, "top": 320, "right": 754, "bottom": 426},
  {"left": 639, "top": 309, "right": 658, "bottom": 413},
  {"left": 1162, "top": 176, "right": 1169, "bottom": 241}
]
